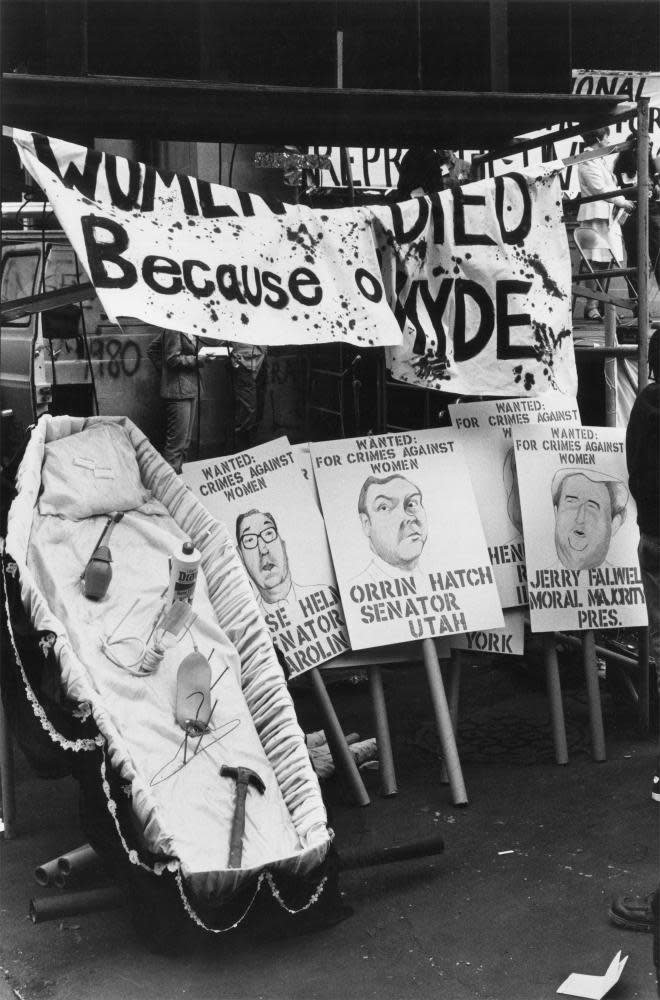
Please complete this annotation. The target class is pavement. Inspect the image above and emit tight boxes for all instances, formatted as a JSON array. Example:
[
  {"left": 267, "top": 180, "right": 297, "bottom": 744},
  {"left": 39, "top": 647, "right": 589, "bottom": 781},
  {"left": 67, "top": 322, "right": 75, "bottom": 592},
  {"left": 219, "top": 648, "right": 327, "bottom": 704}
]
[
  {"left": 1, "top": 652, "right": 658, "bottom": 1000},
  {"left": 2, "top": 280, "right": 658, "bottom": 1000}
]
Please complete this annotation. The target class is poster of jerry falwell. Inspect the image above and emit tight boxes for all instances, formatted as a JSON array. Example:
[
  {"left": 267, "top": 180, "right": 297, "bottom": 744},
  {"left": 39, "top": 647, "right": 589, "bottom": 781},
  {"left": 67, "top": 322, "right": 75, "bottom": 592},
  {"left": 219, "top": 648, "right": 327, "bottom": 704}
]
[
  {"left": 310, "top": 429, "right": 504, "bottom": 651},
  {"left": 183, "top": 437, "right": 349, "bottom": 676},
  {"left": 512, "top": 424, "right": 648, "bottom": 634}
]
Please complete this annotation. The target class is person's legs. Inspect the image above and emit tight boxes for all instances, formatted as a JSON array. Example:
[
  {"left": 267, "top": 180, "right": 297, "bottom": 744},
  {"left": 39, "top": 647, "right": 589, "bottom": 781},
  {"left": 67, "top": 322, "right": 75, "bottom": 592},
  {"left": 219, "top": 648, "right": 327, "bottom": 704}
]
[
  {"left": 180, "top": 396, "right": 197, "bottom": 466},
  {"left": 649, "top": 206, "right": 660, "bottom": 290},
  {"left": 639, "top": 534, "right": 660, "bottom": 694},
  {"left": 232, "top": 365, "right": 259, "bottom": 450},
  {"left": 584, "top": 261, "right": 610, "bottom": 318},
  {"left": 608, "top": 535, "right": 660, "bottom": 933},
  {"left": 163, "top": 398, "right": 196, "bottom": 474}
]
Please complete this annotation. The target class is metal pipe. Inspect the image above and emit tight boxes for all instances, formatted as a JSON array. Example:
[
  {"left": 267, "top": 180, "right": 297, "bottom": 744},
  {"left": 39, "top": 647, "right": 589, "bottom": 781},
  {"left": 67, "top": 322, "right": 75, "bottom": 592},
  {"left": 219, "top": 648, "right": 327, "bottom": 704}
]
[
  {"left": 574, "top": 345, "right": 638, "bottom": 357},
  {"left": 0, "top": 695, "right": 16, "bottom": 839},
  {"left": 604, "top": 304, "right": 617, "bottom": 427},
  {"left": 34, "top": 858, "right": 60, "bottom": 887},
  {"left": 637, "top": 97, "right": 650, "bottom": 391},
  {"left": 29, "top": 887, "right": 125, "bottom": 924},
  {"left": 555, "top": 631, "right": 640, "bottom": 670},
  {"left": 473, "top": 117, "right": 634, "bottom": 168},
  {"left": 577, "top": 185, "right": 637, "bottom": 205},
  {"left": 57, "top": 843, "right": 100, "bottom": 877},
  {"left": 571, "top": 267, "right": 636, "bottom": 281},
  {"left": 339, "top": 832, "right": 444, "bottom": 871}
]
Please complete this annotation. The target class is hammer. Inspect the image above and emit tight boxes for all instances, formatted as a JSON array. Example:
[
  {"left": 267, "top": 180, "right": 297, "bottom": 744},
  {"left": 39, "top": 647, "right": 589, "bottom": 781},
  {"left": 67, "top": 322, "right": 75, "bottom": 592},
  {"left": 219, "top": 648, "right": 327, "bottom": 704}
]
[{"left": 220, "top": 766, "right": 266, "bottom": 869}]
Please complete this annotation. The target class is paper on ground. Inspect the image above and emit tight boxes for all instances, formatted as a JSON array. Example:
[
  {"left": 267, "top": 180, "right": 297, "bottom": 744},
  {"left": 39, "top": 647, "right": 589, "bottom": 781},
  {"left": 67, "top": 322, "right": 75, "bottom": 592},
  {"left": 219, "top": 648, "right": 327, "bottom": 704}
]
[{"left": 556, "top": 951, "right": 628, "bottom": 999}]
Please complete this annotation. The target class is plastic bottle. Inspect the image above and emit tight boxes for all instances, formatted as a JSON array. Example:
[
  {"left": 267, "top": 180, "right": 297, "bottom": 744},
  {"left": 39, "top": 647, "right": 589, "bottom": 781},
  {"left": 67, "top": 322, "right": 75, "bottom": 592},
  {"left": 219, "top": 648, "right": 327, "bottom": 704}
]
[
  {"left": 175, "top": 650, "right": 212, "bottom": 733},
  {"left": 166, "top": 541, "right": 201, "bottom": 608}
]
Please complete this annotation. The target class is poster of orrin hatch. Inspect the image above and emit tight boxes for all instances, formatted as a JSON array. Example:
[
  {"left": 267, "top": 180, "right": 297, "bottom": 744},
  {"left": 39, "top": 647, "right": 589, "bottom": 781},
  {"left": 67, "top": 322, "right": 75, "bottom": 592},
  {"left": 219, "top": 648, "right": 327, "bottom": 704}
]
[
  {"left": 183, "top": 437, "right": 349, "bottom": 676},
  {"left": 512, "top": 424, "right": 647, "bottom": 633},
  {"left": 310, "top": 429, "right": 504, "bottom": 651}
]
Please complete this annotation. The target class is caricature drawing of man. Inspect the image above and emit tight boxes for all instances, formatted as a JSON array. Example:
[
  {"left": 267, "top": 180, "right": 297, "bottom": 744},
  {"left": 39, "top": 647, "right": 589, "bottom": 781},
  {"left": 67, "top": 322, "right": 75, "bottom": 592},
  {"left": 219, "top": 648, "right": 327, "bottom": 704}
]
[
  {"left": 503, "top": 447, "right": 523, "bottom": 536},
  {"left": 235, "top": 508, "right": 328, "bottom": 621},
  {"left": 551, "top": 467, "right": 628, "bottom": 571},
  {"left": 352, "top": 474, "right": 429, "bottom": 584}
]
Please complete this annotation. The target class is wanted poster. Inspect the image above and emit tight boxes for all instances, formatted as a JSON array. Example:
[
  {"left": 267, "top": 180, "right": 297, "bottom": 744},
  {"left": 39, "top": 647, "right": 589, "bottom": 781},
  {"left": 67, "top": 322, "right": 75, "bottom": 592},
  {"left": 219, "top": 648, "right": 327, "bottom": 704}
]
[
  {"left": 183, "top": 438, "right": 349, "bottom": 676},
  {"left": 310, "top": 429, "right": 504, "bottom": 651},
  {"left": 451, "top": 608, "right": 526, "bottom": 657},
  {"left": 512, "top": 425, "right": 647, "bottom": 633},
  {"left": 448, "top": 394, "right": 581, "bottom": 607}
]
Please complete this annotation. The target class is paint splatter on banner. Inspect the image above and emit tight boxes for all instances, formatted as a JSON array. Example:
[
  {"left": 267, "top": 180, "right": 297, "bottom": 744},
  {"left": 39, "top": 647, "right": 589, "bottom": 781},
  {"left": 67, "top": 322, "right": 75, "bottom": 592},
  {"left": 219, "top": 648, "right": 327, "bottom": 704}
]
[
  {"left": 13, "top": 130, "right": 576, "bottom": 395},
  {"left": 13, "top": 130, "right": 400, "bottom": 350},
  {"left": 368, "top": 167, "right": 577, "bottom": 397}
]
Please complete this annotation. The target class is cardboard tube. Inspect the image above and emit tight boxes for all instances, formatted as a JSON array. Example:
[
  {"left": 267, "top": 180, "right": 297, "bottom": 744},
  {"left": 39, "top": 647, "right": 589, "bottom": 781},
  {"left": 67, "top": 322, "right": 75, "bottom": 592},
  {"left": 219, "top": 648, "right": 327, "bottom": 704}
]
[
  {"left": 29, "top": 887, "right": 125, "bottom": 924},
  {"left": 34, "top": 858, "right": 60, "bottom": 887},
  {"left": 340, "top": 832, "right": 445, "bottom": 871},
  {"left": 57, "top": 843, "right": 99, "bottom": 877}
]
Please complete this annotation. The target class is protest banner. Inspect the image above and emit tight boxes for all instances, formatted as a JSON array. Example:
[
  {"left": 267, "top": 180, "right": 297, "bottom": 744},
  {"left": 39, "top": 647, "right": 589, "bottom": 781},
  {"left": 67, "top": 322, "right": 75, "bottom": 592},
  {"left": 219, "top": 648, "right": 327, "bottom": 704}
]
[
  {"left": 451, "top": 608, "right": 525, "bottom": 657},
  {"left": 512, "top": 425, "right": 647, "bottom": 634},
  {"left": 310, "top": 429, "right": 504, "bottom": 650},
  {"left": 572, "top": 69, "right": 660, "bottom": 135},
  {"left": 182, "top": 437, "right": 349, "bottom": 677},
  {"left": 370, "top": 165, "right": 577, "bottom": 398},
  {"left": 13, "top": 130, "right": 576, "bottom": 398},
  {"left": 12, "top": 129, "right": 401, "bottom": 351},
  {"left": 448, "top": 393, "right": 581, "bottom": 607}
]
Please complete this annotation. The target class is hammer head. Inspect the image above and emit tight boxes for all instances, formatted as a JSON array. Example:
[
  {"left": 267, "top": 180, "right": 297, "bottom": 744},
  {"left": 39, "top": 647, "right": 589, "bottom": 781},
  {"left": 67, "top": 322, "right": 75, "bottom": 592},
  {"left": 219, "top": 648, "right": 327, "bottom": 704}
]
[{"left": 220, "top": 765, "right": 265, "bottom": 795}]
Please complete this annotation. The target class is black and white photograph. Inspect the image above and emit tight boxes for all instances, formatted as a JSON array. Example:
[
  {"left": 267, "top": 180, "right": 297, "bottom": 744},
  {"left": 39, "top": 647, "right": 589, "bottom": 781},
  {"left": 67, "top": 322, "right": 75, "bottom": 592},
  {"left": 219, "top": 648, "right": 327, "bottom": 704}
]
[{"left": 1, "top": 2, "right": 660, "bottom": 998}]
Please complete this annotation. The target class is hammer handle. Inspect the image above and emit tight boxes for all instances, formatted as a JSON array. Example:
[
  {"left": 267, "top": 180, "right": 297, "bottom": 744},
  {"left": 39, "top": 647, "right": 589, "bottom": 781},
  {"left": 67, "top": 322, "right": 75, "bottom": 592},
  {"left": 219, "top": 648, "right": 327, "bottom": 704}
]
[{"left": 227, "top": 782, "right": 249, "bottom": 869}]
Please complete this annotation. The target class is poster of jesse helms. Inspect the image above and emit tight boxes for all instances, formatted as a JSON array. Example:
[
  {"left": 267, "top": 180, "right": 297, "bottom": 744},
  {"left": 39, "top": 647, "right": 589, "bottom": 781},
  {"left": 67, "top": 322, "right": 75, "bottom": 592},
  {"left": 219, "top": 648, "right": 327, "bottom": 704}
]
[
  {"left": 512, "top": 425, "right": 648, "bottom": 634},
  {"left": 310, "top": 429, "right": 504, "bottom": 651},
  {"left": 182, "top": 437, "right": 350, "bottom": 677}
]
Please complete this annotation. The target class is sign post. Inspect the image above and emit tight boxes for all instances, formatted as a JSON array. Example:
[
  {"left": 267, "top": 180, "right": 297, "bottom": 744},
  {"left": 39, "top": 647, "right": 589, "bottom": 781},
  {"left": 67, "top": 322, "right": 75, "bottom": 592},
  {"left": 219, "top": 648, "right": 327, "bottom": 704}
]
[{"left": 311, "top": 428, "right": 504, "bottom": 804}]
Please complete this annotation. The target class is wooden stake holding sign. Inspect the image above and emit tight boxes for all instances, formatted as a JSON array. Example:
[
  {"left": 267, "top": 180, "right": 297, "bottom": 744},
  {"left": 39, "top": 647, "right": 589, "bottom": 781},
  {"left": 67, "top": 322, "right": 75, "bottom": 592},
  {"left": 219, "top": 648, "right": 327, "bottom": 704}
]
[{"left": 311, "top": 428, "right": 505, "bottom": 806}]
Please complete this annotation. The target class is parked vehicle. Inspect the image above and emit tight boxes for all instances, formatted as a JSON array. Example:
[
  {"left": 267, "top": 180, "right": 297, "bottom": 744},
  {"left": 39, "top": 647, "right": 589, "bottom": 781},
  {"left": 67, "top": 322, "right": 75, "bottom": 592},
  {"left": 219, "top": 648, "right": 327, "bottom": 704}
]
[{"left": 1, "top": 203, "right": 237, "bottom": 463}]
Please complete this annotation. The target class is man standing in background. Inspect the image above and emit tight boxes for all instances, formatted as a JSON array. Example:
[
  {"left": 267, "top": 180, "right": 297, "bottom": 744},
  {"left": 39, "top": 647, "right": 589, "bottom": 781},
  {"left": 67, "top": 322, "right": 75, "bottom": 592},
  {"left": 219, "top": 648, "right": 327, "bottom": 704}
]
[
  {"left": 230, "top": 342, "right": 267, "bottom": 451},
  {"left": 159, "top": 329, "right": 205, "bottom": 474}
]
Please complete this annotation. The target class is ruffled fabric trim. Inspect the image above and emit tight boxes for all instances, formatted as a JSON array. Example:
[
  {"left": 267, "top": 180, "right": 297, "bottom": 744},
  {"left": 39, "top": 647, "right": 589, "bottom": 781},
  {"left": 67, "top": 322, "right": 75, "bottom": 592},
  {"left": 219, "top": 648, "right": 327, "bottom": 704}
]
[
  {"left": 99, "top": 752, "right": 328, "bottom": 933},
  {"left": 2, "top": 556, "right": 101, "bottom": 754}
]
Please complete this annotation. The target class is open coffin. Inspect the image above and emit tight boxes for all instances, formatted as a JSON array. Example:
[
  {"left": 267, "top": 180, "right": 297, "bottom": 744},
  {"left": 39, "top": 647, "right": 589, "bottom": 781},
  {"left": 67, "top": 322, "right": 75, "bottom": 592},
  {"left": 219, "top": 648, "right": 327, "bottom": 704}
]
[{"left": 3, "top": 414, "right": 332, "bottom": 931}]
